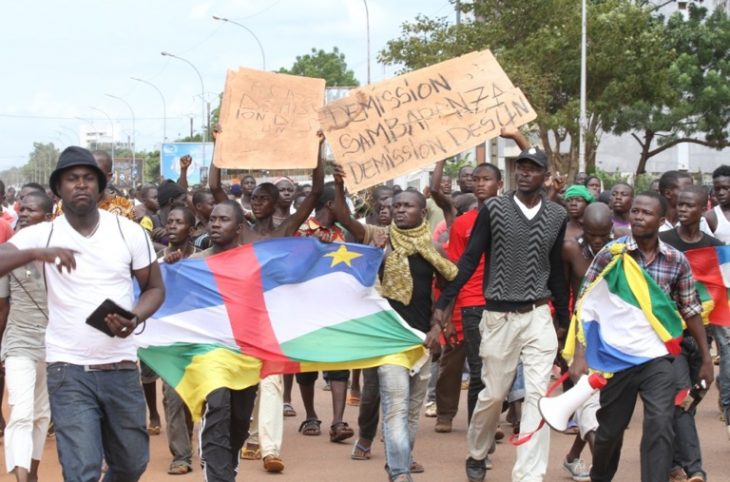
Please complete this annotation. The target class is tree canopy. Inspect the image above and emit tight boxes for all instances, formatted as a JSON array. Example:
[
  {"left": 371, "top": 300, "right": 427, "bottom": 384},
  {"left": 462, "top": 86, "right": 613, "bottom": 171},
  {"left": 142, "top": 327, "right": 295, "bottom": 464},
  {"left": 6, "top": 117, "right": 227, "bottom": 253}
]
[
  {"left": 380, "top": 0, "right": 730, "bottom": 176},
  {"left": 278, "top": 47, "right": 359, "bottom": 87}
]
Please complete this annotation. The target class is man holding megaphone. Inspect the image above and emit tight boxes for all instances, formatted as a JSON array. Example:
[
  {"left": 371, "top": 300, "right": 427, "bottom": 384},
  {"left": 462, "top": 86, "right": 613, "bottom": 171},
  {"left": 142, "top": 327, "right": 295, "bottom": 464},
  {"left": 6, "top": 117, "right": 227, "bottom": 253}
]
[{"left": 565, "top": 192, "right": 713, "bottom": 482}]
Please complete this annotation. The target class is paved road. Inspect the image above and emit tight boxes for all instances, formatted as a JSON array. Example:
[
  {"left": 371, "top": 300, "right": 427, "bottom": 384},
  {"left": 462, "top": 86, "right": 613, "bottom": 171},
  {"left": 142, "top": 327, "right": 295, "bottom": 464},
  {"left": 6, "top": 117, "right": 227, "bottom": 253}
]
[{"left": 0, "top": 373, "right": 728, "bottom": 481}]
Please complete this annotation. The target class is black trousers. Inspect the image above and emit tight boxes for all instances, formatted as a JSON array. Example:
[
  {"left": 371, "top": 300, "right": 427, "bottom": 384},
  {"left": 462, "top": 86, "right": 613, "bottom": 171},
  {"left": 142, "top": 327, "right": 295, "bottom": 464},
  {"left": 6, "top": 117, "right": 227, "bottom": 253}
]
[
  {"left": 358, "top": 367, "right": 380, "bottom": 441},
  {"left": 672, "top": 336, "right": 705, "bottom": 477},
  {"left": 200, "top": 386, "right": 258, "bottom": 482},
  {"left": 461, "top": 306, "right": 486, "bottom": 422},
  {"left": 591, "top": 357, "right": 675, "bottom": 482}
]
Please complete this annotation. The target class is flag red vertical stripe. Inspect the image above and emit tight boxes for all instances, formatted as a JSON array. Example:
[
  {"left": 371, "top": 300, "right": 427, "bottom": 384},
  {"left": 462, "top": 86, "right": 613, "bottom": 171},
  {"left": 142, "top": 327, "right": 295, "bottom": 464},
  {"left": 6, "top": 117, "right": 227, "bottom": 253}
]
[
  {"left": 205, "top": 246, "right": 297, "bottom": 366},
  {"left": 685, "top": 247, "right": 730, "bottom": 327}
]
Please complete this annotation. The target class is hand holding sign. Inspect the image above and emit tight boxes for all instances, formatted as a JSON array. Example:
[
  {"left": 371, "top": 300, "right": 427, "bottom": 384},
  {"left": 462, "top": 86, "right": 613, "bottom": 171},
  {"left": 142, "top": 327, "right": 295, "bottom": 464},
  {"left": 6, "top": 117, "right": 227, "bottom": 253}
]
[{"left": 318, "top": 50, "right": 537, "bottom": 192}]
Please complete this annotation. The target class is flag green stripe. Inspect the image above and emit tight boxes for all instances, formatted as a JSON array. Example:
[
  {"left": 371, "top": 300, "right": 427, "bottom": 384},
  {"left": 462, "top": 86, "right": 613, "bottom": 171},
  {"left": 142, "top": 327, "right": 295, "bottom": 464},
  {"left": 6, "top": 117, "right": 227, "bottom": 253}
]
[
  {"left": 696, "top": 281, "right": 712, "bottom": 303},
  {"left": 603, "top": 257, "right": 684, "bottom": 337},
  {"left": 279, "top": 310, "right": 423, "bottom": 363}
]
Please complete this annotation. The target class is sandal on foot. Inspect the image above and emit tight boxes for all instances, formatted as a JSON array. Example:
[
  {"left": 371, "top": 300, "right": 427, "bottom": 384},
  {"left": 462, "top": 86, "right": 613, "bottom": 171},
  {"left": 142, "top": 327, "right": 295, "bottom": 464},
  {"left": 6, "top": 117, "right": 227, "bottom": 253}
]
[
  {"left": 411, "top": 460, "right": 425, "bottom": 473},
  {"left": 329, "top": 421, "right": 354, "bottom": 443},
  {"left": 147, "top": 424, "right": 161, "bottom": 435},
  {"left": 351, "top": 442, "right": 372, "bottom": 460},
  {"left": 283, "top": 402, "right": 296, "bottom": 417},
  {"left": 240, "top": 443, "right": 261, "bottom": 460},
  {"left": 298, "top": 418, "right": 322, "bottom": 436},
  {"left": 263, "top": 455, "right": 285, "bottom": 473}
]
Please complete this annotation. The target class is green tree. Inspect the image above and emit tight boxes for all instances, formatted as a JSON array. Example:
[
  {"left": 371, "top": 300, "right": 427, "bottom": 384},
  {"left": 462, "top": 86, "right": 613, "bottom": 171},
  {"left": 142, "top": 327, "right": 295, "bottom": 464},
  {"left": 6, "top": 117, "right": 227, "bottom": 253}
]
[
  {"left": 22, "top": 142, "right": 60, "bottom": 186},
  {"left": 278, "top": 47, "right": 359, "bottom": 87},
  {"left": 143, "top": 150, "right": 160, "bottom": 184},
  {"left": 610, "top": 5, "right": 730, "bottom": 175},
  {"left": 379, "top": 0, "right": 671, "bottom": 179}
]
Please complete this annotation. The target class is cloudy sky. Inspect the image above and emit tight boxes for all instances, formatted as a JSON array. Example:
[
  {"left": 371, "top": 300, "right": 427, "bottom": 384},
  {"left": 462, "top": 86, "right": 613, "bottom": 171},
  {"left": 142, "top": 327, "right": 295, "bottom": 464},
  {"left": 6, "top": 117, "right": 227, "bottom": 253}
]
[{"left": 0, "top": 0, "right": 456, "bottom": 170}]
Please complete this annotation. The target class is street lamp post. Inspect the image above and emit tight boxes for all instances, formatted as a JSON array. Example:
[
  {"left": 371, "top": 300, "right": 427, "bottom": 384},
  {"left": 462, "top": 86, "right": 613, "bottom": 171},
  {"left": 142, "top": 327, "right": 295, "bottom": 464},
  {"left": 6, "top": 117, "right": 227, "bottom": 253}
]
[
  {"left": 161, "top": 51, "right": 207, "bottom": 167},
  {"left": 90, "top": 107, "right": 115, "bottom": 163},
  {"left": 362, "top": 1, "right": 371, "bottom": 84},
  {"left": 131, "top": 77, "right": 167, "bottom": 141},
  {"left": 578, "top": 0, "right": 587, "bottom": 174},
  {"left": 212, "top": 16, "right": 266, "bottom": 70},
  {"left": 105, "top": 94, "right": 136, "bottom": 184}
]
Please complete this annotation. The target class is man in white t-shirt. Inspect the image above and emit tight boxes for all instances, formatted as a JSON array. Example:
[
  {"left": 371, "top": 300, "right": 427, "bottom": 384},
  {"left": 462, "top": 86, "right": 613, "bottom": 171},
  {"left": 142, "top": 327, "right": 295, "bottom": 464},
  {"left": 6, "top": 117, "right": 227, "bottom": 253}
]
[{"left": 0, "top": 146, "right": 165, "bottom": 482}]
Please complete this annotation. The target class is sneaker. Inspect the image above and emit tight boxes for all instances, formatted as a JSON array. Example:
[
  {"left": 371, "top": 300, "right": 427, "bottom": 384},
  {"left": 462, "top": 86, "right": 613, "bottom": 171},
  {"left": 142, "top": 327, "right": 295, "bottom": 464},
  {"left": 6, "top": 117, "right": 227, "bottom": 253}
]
[
  {"left": 563, "top": 457, "right": 590, "bottom": 482},
  {"left": 424, "top": 401, "right": 437, "bottom": 418},
  {"left": 669, "top": 467, "right": 688, "bottom": 482},
  {"left": 484, "top": 456, "right": 493, "bottom": 470},
  {"left": 465, "top": 457, "right": 486, "bottom": 482}
]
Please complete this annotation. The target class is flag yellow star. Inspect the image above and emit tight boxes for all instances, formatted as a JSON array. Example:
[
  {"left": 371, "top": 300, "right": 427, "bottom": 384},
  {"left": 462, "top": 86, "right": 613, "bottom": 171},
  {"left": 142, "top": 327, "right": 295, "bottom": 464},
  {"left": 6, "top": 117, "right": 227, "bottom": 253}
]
[{"left": 324, "top": 245, "right": 363, "bottom": 268}]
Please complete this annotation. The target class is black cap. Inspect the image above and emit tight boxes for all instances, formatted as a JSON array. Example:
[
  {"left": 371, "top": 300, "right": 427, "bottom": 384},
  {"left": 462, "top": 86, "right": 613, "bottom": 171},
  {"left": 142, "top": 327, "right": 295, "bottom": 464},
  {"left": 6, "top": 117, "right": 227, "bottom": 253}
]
[
  {"left": 157, "top": 179, "right": 187, "bottom": 208},
  {"left": 516, "top": 147, "right": 549, "bottom": 170},
  {"left": 49, "top": 146, "right": 107, "bottom": 197}
]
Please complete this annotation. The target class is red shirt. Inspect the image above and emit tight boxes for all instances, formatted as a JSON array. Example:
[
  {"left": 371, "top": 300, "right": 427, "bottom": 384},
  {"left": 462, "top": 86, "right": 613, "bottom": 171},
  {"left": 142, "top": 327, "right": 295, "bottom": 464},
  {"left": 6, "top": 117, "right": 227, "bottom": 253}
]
[
  {"left": 0, "top": 218, "right": 13, "bottom": 243},
  {"left": 445, "top": 209, "right": 486, "bottom": 308}
]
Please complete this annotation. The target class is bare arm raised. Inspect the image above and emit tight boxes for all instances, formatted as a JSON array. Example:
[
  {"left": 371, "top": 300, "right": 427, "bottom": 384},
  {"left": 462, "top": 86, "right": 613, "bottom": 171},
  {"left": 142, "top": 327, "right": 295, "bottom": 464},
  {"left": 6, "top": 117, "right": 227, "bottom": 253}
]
[{"left": 274, "top": 132, "right": 326, "bottom": 237}]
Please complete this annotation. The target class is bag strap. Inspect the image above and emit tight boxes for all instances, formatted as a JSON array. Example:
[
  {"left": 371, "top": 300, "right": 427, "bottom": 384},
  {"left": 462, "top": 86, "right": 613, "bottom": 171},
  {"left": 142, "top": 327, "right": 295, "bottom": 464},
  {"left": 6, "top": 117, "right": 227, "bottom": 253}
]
[{"left": 9, "top": 270, "right": 48, "bottom": 319}]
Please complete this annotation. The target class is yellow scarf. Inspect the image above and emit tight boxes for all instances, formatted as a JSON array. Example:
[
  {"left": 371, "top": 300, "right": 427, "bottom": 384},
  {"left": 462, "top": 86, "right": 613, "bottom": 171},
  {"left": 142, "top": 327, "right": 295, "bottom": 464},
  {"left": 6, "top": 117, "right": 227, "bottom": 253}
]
[{"left": 381, "top": 222, "right": 458, "bottom": 305}]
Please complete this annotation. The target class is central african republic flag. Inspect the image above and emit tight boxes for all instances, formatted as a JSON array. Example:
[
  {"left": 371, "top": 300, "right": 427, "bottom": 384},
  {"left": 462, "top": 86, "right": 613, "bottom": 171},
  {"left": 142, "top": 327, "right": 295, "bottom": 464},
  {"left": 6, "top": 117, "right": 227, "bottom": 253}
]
[
  {"left": 684, "top": 246, "right": 730, "bottom": 327},
  {"left": 563, "top": 242, "right": 685, "bottom": 375},
  {"left": 135, "top": 238, "right": 426, "bottom": 418}
]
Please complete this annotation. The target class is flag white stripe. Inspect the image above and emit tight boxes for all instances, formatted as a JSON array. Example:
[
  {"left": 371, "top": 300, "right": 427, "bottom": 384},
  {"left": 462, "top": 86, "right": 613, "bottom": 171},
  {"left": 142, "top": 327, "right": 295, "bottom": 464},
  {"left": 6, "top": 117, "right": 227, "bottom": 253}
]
[
  {"left": 135, "top": 304, "right": 236, "bottom": 348},
  {"left": 264, "top": 271, "right": 408, "bottom": 344},
  {"left": 581, "top": 279, "right": 667, "bottom": 359}
]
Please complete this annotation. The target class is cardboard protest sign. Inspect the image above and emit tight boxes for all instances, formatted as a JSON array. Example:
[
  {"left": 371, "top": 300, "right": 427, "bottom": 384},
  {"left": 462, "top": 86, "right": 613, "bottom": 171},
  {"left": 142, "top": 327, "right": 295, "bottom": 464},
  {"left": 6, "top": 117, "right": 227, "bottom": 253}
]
[
  {"left": 213, "top": 68, "right": 325, "bottom": 169},
  {"left": 318, "top": 50, "right": 537, "bottom": 192}
]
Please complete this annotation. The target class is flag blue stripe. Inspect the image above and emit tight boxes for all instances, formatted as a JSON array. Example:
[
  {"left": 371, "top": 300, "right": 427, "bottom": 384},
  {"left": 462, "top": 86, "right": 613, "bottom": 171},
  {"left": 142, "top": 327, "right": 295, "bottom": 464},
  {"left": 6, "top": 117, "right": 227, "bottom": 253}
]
[
  {"left": 252, "top": 238, "right": 383, "bottom": 292},
  {"left": 583, "top": 320, "right": 654, "bottom": 373},
  {"left": 155, "top": 258, "right": 224, "bottom": 317},
  {"left": 717, "top": 246, "right": 730, "bottom": 265}
]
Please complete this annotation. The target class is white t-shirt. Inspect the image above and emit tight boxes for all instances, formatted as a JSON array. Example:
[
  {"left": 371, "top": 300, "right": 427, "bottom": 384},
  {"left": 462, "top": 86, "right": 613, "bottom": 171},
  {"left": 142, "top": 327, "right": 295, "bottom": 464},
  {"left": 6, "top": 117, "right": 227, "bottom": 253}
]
[
  {"left": 10, "top": 210, "right": 156, "bottom": 364},
  {"left": 514, "top": 196, "right": 542, "bottom": 221}
]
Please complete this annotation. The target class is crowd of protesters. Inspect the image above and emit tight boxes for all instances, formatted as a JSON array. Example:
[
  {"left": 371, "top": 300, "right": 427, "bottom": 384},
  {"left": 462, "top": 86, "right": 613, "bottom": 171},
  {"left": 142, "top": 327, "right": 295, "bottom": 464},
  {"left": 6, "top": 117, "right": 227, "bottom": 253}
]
[{"left": 0, "top": 127, "right": 728, "bottom": 482}]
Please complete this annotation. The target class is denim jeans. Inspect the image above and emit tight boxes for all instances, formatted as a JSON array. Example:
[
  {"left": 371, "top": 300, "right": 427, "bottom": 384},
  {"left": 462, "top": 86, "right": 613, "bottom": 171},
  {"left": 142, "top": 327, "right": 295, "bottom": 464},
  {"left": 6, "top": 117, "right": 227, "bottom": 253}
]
[
  {"left": 47, "top": 362, "right": 149, "bottom": 482},
  {"left": 378, "top": 360, "right": 431, "bottom": 482},
  {"left": 712, "top": 325, "right": 730, "bottom": 410}
]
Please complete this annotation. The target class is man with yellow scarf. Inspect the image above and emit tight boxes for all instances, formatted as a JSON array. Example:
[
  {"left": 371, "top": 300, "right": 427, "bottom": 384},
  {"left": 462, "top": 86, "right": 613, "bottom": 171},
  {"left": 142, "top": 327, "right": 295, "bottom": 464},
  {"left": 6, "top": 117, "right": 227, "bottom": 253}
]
[{"left": 333, "top": 164, "right": 457, "bottom": 482}]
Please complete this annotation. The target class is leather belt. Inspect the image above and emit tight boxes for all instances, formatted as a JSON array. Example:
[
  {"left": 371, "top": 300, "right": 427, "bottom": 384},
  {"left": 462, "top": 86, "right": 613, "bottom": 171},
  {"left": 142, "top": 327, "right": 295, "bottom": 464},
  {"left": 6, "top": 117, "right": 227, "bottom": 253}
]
[
  {"left": 512, "top": 298, "right": 550, "bottom": 314},
  {"left": 83, "top": 360, "right": 137, "bottom": 372}
]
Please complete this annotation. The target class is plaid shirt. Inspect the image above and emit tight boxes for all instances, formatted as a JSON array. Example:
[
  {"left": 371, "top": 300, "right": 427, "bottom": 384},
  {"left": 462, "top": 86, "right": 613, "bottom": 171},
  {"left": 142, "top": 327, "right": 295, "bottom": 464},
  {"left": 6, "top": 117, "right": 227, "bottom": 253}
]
[{"left": 580, "top": 235, "right": 702, "bottom": 321}]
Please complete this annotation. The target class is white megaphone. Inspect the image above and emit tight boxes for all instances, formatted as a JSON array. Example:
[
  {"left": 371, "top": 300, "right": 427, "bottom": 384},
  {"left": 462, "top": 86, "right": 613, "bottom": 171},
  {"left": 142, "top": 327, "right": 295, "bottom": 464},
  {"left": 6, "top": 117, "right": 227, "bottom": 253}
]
[{"left": 538, "top": 373, "right": 607, "bottom": 432}]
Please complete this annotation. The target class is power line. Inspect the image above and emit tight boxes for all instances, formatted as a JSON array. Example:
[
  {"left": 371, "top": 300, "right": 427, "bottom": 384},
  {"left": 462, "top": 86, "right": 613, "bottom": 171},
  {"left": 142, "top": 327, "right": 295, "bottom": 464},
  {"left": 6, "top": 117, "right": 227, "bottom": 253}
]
[{"left": 0, "top": 113, "right": 187, "bottom": 121}]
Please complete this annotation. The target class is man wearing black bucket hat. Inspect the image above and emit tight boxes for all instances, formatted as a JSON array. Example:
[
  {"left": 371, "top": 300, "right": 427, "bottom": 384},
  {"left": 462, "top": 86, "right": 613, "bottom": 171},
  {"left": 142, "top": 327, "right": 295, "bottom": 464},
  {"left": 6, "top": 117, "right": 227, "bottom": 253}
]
[
  {"left": 0, "top": 146, "right": 165, "bottom": 482},
  {"left": 433, "top": 143, "right": 569, "bottom": 482}
]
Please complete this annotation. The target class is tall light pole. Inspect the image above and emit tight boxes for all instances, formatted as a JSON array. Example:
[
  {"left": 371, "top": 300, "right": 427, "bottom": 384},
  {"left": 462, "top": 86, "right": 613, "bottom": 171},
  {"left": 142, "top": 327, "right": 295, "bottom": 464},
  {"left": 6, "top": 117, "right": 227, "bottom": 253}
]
[
  {"left": 105, "top": 94, "right": 136, "bottom": 183},
  {"left": 578, "top": 0, "right": 587, "bottom": 174},
  {"left": 131, "top": 77, "right": 167, "bottom": 142},
  {"left": 90, "top": 106, "right": 115, "bottom": 163},
  {"left": 161, "top": 51, "right": 207, "bottom": 167},
  {"left": 212, "top": 16, "right": 266, "bottom": 70},
  {"left": 363, "top": 0, "right": 371, "bottom": 84}
]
